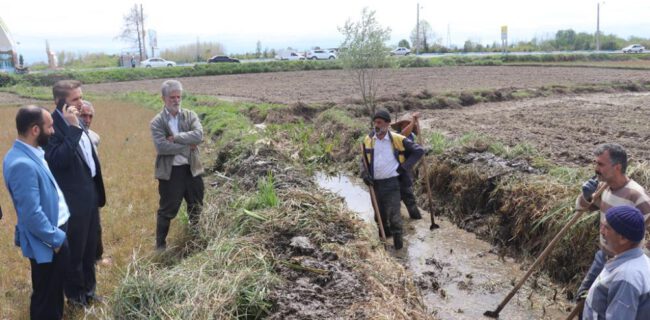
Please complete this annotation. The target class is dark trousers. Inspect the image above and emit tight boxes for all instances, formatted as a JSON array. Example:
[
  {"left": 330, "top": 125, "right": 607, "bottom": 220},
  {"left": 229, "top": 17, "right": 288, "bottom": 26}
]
[
  {"left": 156, "top": 165, "right": 204, "bottom": 247},
  {"left": 374, "top": 177, "right": 403, "bottom": 236},
  {"left": 30, "top": 224, "right": 68, "bottom": 320},
  {"left": 399, "top": 177, "right": 421, "bottom": 219},
  {"left": 64, "top": 205, "right": 100, "bottom": 301}
]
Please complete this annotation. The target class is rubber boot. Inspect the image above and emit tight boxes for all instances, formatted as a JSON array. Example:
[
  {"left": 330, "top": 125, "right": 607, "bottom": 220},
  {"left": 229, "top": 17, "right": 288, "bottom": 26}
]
[
  {"left": 393, "top": 233, "right": 403, "bottom": 250},
  {"left": 156, "top": 217, "right": 170, "bottom": 251},
  {"left": 406, "top": 204, "right": 422, "bottom": 220},
  {"left": 379, "top": 228, "right": 393, "bottom": 239}
]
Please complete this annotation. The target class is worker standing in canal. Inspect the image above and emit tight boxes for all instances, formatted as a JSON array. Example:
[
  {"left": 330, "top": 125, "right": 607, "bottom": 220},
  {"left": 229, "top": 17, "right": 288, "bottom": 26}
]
[
  {"left": 391, "top": 111, "right": 424, "bottom": 220},
  {"left": 574, "top": 143, "right": 650, "bottom": 308},
  {"left": 360, "top": 109, "right": 424, "bottom": 249}
]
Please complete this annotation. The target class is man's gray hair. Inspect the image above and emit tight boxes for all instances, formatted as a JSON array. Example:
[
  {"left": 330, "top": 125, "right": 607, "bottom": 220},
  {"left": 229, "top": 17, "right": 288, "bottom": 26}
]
[
  {"left": 594, "top": 143, "right": 628, "bottom": 174},
  {"left": 81, "top": 100, "right": 94, "bottom": 113},
  {"left": 161, "top": 80, "right": 183, "bottom": 97}
]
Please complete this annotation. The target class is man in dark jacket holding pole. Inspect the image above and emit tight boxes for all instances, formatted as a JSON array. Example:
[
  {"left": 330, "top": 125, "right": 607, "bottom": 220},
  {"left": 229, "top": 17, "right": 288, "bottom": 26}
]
[{"left": 360, "top": 109, "right": 424, "bottom": 249}]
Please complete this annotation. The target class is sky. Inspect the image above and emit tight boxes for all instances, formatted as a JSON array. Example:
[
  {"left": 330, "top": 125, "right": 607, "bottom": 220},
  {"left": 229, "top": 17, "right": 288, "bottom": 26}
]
[{"left": 2, "top": 0, "right": 650, "bottom": 63}]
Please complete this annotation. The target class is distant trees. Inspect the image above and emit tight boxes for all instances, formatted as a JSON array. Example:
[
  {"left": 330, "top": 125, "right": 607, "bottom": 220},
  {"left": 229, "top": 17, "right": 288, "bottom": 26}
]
[
  {"left": 160, "top": 42, "right": 225, "bottom": 63},
  {"left": 338, "top": 7, "right": 391, "bottom": 117},
  {"left": 410, "top": 20, "right": 437, "bottom": 52},
  {"left": 403, "top": 28, "right": 647, "bottom": 54},
  {"left": 398, "top": 39, "right": 411, "bottom": 49},
  {"left": 117, "top": 5, "right": 147, "bottom": 60},
  {"left": 256, "top": 41, "right": 262, "bottom": 58}
]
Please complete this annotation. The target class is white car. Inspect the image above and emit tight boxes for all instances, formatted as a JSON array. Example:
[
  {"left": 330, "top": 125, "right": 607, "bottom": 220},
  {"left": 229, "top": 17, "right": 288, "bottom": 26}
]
[
  {"left": 622, "top": 44, "right": 645, "bottom": 53},
  {"left": 275, "top": 52, "right": 306, "bottom": 61},
  {"left": 390, "top": 47, "right": 411, "bottom": 56},
  {"left": 307, "top": 49, "right": 337, "bottom": 60},
  {"left": 140, "top": 58, "right": 176, "bottom": 67}
]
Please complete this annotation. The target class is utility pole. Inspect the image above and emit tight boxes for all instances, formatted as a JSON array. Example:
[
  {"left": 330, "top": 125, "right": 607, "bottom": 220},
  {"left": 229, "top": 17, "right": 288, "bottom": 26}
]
[
  {"left": 595, "top": 2, "right": 601, "bottom": 51},
  {"left": 416, "top": 3, "right": 420, "bottom": 55},
  {"left": 140, "top": 4, "right": 147, "bottom": 59}
]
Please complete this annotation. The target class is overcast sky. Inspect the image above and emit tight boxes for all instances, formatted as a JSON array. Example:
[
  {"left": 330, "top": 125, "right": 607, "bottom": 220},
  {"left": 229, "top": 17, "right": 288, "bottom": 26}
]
[{"left": 2, "top": 0, "right": 650, "bottom": 63}]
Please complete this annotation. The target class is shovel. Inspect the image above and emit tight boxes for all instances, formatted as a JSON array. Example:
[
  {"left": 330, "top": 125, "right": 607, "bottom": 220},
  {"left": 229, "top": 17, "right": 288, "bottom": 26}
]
[
  {"left": 415, "top": 119, "right": 440, "bottom": 230},
  {"left": 484, "top": 182, "right": 606, "bottom": 318},
  {"left": 360, "top": 144, "right": 387, "bottom": 244}
]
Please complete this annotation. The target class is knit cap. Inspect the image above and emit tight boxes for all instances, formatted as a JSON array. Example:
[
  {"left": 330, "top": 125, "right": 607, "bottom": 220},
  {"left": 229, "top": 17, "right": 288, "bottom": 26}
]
[
  {"left": 373, "top": 109, "right": 391, "bottom": 122},
  {"left": 605, "top": 205, "right": 645, "bottom": 242}
]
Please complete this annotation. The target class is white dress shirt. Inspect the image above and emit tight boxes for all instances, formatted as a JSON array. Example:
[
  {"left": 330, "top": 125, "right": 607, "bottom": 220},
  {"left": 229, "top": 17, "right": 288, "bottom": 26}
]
[
  {"left": 372, "top": 133, "right": 400, "bottom": 180},
  {"left": 165, "top": 107, "right": 189, "bottom": 166},
  {"left": 56, "top": 109, "right": 96, "bottom": 177},
  {"left": 17, "top": 140, "right": 70, "bottom": 227}
]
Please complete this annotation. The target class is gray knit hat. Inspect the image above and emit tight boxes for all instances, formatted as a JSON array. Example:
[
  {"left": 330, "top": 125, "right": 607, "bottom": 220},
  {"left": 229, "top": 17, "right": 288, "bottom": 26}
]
[{"left": 605, "top": 205, "right": 645, "bottom": 242}]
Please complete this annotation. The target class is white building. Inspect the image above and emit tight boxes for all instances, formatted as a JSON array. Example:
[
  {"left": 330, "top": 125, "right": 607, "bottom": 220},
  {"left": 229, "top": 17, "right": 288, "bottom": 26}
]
[{"left": 0, "top": 16, "right": 18, "bottom": 72}]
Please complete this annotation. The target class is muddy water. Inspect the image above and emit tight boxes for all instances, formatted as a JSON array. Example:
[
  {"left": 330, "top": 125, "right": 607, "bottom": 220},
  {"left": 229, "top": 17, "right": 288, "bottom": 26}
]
[{"left": 316, "top": 172, "right": 572, "bottom": 320}]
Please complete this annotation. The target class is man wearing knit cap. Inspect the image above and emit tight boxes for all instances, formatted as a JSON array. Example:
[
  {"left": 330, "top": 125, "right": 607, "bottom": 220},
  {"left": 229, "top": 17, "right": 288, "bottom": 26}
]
[
  {"left": 575, "top": 143, "right": 650, "bottom": 302},
  {"left": 360, "top": 109, "right": 424, "bottom": 249},
  {"left": 582, "top": 205, "right": 650, "bottom": 319}
]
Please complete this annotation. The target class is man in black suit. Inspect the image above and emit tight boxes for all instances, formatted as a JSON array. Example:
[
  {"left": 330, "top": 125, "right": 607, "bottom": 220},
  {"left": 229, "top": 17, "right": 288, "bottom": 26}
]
[{"left": 45, "top": 80, "right": 106, "bottom": 307}]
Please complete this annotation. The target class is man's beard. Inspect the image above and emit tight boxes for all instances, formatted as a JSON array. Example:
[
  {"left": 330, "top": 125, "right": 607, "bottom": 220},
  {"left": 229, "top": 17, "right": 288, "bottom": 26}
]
[{"left": 36, "top": 127, "right": 50, "bottom": 148}]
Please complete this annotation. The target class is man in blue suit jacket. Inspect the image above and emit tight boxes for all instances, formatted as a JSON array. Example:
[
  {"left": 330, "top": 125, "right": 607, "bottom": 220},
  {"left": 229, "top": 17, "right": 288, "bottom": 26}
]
[
  {"left": 4, "top": 105, "right": 71, "bottom": 319},
  {"left": 45, "top": 80, "right": 106, "bottom": 306}
]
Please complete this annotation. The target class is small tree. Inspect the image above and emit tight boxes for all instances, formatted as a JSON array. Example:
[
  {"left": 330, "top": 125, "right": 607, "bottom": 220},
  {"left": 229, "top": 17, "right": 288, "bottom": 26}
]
[
  {"left": 255, "top": 40, "right": 262, "bottom": 58},
  {"left": 410, "top": 20, "right": 436, "bottom": 52},
  {"left": 117, "top": 5, "right": 147, "bottom": 60},
  {"left": 398, "top": 39, "right": 410, "bottom": 49},
  {"left": 338, "top": 7, "right": 391, "bottom": 119}
]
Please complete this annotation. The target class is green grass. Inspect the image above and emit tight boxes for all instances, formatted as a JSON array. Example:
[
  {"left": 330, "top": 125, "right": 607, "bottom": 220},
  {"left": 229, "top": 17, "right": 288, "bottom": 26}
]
[{"left": 246, "top": 172, "right": 280, "bottom": 210}]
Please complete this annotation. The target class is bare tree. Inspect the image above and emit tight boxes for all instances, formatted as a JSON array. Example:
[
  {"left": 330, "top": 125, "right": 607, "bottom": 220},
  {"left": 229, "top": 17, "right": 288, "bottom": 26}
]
[
  {"left": 117, "top": 5, "right": 147, "bottom": 60},
  {"left": 338, "top": 8, "right": 391, "bottom": 119},
  {"left": 410, "top": 20, "right": 438, "bottom": 52}
]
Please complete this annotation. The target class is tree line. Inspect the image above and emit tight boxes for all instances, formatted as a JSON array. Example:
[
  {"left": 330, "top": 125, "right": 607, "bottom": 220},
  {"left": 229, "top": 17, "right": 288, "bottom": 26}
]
[{"left": 400, "top": 23, "right": 650, "bottom": 53}]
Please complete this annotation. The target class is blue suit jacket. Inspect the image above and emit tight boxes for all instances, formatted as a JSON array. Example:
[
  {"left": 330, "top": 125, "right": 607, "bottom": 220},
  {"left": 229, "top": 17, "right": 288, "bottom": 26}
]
[{"left": 3, "top": 141, "right": 66, "bottom": 263}]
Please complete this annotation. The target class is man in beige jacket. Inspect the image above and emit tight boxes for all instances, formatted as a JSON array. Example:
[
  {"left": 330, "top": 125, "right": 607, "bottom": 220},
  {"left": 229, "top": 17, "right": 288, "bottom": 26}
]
[{"left": 150, "top": 80, "right": 204, "bottom": 251}]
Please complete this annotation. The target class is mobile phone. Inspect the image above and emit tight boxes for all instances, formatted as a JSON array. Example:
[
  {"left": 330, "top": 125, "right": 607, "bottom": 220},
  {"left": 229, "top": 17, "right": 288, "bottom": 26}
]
[{"left": 56, "top": 98, "right": 66, "bottom": 111}]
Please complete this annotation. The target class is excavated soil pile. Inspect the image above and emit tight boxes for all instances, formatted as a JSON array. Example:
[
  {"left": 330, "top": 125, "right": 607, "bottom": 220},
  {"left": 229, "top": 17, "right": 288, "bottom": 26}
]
[{"left": 422, "top": 148, "right": 598, "bottom": 286}]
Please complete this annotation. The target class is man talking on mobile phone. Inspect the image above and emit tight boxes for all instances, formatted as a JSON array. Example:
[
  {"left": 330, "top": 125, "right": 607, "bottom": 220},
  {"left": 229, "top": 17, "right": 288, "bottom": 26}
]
[{"left": 45, "top": 80, "right": 106, "bottom": 308}]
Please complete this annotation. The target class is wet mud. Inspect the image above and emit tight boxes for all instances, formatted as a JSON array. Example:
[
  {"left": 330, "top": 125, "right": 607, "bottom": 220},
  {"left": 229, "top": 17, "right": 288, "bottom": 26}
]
[{"left": 316, "top": 173, "right": 573, "bottom": 319}]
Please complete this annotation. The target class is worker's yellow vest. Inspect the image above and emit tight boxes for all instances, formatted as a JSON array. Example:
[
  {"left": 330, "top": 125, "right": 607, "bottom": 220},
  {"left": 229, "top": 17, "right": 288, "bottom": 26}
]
[{"left": 362, "top": 132, "right": 407, "bottom": 170}]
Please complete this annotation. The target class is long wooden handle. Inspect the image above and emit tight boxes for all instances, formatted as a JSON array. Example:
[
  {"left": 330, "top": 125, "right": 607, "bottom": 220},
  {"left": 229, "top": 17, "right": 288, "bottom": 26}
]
[
  {"left": 492, "top": 208, "right": 588, "bottom": 314},
  {"left": 415, "top": 119, "right": 438, "bottom": 227},
  {"left": 361, "top": 143, "right": 386, "bottom": 242}
]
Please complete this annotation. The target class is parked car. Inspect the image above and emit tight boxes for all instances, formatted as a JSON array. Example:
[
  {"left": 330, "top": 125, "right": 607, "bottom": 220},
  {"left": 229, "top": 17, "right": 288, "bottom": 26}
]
[
  {"left": 275, "top": 51, "right": 306, "bottom": 61},
  {"left": 208, "top": 55, "right": 240, "bottom": 63},
  {"left": 306, "top": 49, "right": 337, "bottom": 60},
  {"left": 390, "top": 47, "right": 411, "bottom": 56},
  {"left": 622, "top": 44, "right": 645, "bottom": 53},
  {"left": 140, "top": 58, "right": 176, "bottom": 67}
]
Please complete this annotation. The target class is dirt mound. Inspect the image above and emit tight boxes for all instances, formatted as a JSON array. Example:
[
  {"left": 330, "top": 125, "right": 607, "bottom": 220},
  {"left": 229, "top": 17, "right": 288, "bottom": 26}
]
[
  {"left": 422, "top": 149, "right": 598, "bottom": 286},
  {"left": 213, "top": 140, "right": 310, "bottom": 190},
  {"left": 267, "top": 236, "right": 367, "bottom": 319}
]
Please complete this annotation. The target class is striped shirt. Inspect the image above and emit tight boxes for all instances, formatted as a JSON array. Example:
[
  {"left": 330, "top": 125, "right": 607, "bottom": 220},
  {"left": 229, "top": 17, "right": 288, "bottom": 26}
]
[{"left": 576, "top": 179, "right": 650, "bottom": 249}]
